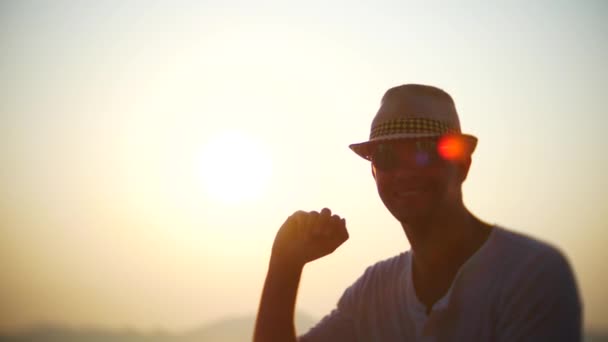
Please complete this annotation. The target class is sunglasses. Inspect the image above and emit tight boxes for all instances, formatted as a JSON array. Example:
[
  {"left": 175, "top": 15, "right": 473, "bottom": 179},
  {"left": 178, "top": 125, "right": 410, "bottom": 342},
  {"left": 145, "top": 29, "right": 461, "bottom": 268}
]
[{"left": 371, "top": 136, "right": 468, "bottom": 171}]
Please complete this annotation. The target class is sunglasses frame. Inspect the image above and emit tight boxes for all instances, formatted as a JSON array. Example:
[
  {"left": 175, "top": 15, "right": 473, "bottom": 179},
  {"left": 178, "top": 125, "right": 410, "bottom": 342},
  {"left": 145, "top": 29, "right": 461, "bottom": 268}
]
[{"left": 371, "top": 138, "right": 447, "bottom": 171}]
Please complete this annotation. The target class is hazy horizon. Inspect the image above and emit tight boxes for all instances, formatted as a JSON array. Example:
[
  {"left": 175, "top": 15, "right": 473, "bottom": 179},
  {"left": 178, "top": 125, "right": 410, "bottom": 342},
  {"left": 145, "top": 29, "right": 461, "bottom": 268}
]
[{"left": 1, "top": 0, "right": 607, "bottom": 335}]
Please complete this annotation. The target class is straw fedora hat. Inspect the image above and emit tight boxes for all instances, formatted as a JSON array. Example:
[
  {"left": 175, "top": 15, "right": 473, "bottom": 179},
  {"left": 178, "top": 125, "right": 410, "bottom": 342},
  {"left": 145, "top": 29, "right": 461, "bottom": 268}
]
[{"left": 349, "top": 84, "right": 478, "bottom": 160}]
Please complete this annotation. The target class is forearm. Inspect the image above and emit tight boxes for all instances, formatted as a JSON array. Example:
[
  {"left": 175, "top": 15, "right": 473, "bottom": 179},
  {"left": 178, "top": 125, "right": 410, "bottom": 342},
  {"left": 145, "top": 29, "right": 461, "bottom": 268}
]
[{"left": 253, "top": 257, "right": 305, "bottom": 342}]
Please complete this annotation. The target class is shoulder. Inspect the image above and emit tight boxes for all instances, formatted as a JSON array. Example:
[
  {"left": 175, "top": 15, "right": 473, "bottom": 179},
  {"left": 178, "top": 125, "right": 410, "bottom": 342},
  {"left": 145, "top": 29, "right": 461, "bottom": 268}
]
[
  {"left": 355, "top": 252, "right": 409, "bottom": 289},
  {"left": 488, "top": 226, "right": 580, "bottom": 304},
  {"left": 300, "top": 254, "right": 410, "bottom": 341},
  {"left": 337, "top": 252, "right": 409, "bottom": 309},
  {"left": 489, "top": 226, "right": 572, "bottom": 269},
  {"left": 488, "top": 228, "right": 582, "bottom": 340}
]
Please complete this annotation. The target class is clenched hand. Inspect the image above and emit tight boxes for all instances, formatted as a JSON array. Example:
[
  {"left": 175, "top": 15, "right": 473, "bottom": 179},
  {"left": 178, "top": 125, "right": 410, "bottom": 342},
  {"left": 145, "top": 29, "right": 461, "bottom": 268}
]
[{"left": 271, "top": 208, "right": 349, "bottom": 268}]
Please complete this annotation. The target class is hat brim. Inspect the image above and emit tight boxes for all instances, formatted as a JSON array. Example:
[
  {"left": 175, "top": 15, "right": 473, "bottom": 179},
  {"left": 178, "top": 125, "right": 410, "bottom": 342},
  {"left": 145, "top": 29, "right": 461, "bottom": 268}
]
[{"left": 349, "top": 133, "right": 478, "bottom": 161}]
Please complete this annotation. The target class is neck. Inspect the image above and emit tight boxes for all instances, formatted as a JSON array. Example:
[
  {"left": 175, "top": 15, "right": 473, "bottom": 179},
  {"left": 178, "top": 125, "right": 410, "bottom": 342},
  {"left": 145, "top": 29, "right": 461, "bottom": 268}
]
[{"left": 403, "top": 202, "right": 488, "bottom": 277}]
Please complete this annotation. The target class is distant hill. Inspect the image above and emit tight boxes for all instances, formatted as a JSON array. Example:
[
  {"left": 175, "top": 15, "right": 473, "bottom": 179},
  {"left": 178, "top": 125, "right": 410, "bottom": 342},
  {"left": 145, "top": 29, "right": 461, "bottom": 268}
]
[
  {"left": 0, "top": 313, "right": 317, "bottom": 342},
  {"left": 184, "top": 313, "right": 316, "bottom": 342},
  {"left": 1, "top": 316, "right": 606, "bottom": 342}
]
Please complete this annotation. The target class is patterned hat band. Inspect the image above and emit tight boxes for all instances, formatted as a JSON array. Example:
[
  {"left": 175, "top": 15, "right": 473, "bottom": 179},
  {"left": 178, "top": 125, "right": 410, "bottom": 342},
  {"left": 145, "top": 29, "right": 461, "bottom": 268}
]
[{"left": 369, "top": 118, "right": 459, "bottom": 140}]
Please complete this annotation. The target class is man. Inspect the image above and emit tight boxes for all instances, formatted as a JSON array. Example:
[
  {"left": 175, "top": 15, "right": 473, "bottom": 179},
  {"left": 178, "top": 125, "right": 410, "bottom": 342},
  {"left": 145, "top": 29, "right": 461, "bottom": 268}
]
[{"left": 253, "top": 84, "right": 581, "bottom": 341}]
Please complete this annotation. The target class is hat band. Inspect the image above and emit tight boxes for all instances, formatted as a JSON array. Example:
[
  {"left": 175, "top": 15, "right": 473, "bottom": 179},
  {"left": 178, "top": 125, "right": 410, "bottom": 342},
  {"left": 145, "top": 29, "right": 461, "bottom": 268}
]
[{"left": 369, "top": 118, "right": 458, "bottom": 139}]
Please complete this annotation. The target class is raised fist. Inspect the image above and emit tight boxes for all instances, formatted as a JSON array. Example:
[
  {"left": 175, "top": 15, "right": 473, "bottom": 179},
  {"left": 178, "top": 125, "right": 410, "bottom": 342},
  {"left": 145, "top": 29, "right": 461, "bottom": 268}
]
[{"left": 271, "top": 208, "right": 349, "bottom": 267}]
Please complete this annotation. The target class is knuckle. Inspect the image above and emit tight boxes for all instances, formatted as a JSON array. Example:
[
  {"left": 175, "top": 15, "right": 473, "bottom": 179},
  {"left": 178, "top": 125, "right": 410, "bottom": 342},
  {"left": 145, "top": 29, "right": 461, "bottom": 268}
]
[{"left": 291, "top": 210, "right": 305, "bottom": 219}]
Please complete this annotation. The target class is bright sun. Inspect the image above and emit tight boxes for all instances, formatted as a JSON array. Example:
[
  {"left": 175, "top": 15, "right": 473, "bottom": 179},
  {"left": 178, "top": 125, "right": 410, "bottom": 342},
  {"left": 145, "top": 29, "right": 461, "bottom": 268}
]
[{"left": 200, "top": 131, "right": 272, "bottom": 204}]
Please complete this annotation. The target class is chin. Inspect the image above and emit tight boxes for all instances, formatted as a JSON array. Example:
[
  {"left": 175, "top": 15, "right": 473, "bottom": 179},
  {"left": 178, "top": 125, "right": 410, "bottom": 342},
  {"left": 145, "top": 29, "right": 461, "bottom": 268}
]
[{"left": 393, "top": 209, "right": 433, "bottom": 229}]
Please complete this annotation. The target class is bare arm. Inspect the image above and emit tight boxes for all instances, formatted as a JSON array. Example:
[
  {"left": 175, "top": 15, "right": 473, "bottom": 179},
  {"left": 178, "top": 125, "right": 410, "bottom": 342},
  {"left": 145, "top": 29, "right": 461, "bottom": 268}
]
[
  {"left": 253, "top": 257, "right": 304, "bottom": 342},
  {"left": 253, "top": 208, "right": 348, "bottom": 342}
]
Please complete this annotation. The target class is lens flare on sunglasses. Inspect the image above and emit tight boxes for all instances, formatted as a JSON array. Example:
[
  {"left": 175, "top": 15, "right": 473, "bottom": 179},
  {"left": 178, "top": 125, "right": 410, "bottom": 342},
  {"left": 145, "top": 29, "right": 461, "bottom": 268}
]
[{"left": 438, "top": 135, "right": 467, "bottom": 161}]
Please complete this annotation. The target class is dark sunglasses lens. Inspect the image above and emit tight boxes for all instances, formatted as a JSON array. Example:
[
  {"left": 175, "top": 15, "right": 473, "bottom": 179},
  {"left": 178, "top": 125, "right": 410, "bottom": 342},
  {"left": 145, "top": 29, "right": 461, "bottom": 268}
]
[
  {"left": 415, "top": 151, "right": 430, "bottom": 166},
  {"left": 415, "top": 140, "right": 440, "bottom": 165},
  {"left": 372, "top": 144, "right": 397, "bottom": 171},
  {"left": 372, "top": 140, "right": 443, "bottom": 170}
]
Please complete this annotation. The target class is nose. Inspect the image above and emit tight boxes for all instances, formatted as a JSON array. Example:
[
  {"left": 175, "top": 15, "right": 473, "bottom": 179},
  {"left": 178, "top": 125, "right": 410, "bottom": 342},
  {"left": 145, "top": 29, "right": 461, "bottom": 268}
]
[{"left": 390, "top": 157, "right": 427, "bottom": 180}]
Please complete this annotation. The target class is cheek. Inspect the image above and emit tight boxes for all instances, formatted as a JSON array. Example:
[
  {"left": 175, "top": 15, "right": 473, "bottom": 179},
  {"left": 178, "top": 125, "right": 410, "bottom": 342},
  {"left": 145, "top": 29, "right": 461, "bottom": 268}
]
[
  {"left": 373, "top": 174, "right": 395, "bottom": 203},
  {"left": 373, "top": 172, "right": 392, "bottom": 191},
  {"left": 432, "top": 164, "right": 462, "bottom": 195}
]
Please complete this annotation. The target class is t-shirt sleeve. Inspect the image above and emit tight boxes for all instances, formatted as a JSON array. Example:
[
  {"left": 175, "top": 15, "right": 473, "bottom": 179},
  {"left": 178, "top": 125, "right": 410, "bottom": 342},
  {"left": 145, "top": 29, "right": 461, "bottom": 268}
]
[
  {"left": 298, "top": 286, "right": 357, "bottom": 342},
  {"left": 495, "top": 247, "right": 582, "bottom": 342}
]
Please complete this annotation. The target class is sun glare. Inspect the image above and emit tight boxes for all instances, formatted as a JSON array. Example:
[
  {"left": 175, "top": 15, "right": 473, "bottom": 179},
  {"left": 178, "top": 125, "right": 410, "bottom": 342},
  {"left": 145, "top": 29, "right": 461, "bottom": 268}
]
[{"left": 200, "top": 131, "right": 272, "bottom": 204}]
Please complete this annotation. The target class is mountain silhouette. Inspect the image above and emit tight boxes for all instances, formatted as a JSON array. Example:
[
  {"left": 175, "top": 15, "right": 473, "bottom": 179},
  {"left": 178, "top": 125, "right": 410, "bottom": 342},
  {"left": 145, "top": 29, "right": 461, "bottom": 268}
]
[{"left": 0, "top": 312, "right": 317, "bottom": 342}]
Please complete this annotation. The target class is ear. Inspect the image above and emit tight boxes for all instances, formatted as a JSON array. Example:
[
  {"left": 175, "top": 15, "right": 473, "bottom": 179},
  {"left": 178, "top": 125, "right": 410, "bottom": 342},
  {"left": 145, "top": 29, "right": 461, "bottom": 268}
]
[{"left": 371, "top": 163, "right": 377, "bottom": 180}]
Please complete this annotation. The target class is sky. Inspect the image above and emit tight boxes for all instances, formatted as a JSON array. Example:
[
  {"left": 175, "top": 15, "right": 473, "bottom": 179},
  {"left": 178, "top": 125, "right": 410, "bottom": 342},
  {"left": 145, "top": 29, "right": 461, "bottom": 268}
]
[{"left": 1, "top": 0, "right": 607, "bottom": 334}]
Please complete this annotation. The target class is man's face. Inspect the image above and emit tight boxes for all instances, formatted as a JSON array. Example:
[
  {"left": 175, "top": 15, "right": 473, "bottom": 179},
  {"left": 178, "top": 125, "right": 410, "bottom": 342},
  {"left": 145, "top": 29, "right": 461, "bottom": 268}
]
[{"left": 371, "top": 138, "right": 469, "bottom": 227}]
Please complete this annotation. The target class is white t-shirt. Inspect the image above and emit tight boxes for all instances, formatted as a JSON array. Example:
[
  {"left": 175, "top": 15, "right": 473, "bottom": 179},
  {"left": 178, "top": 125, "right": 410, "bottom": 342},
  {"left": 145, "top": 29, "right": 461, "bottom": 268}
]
[{"left": 299, "top": 226, "right": 581, "bottom": 342}]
